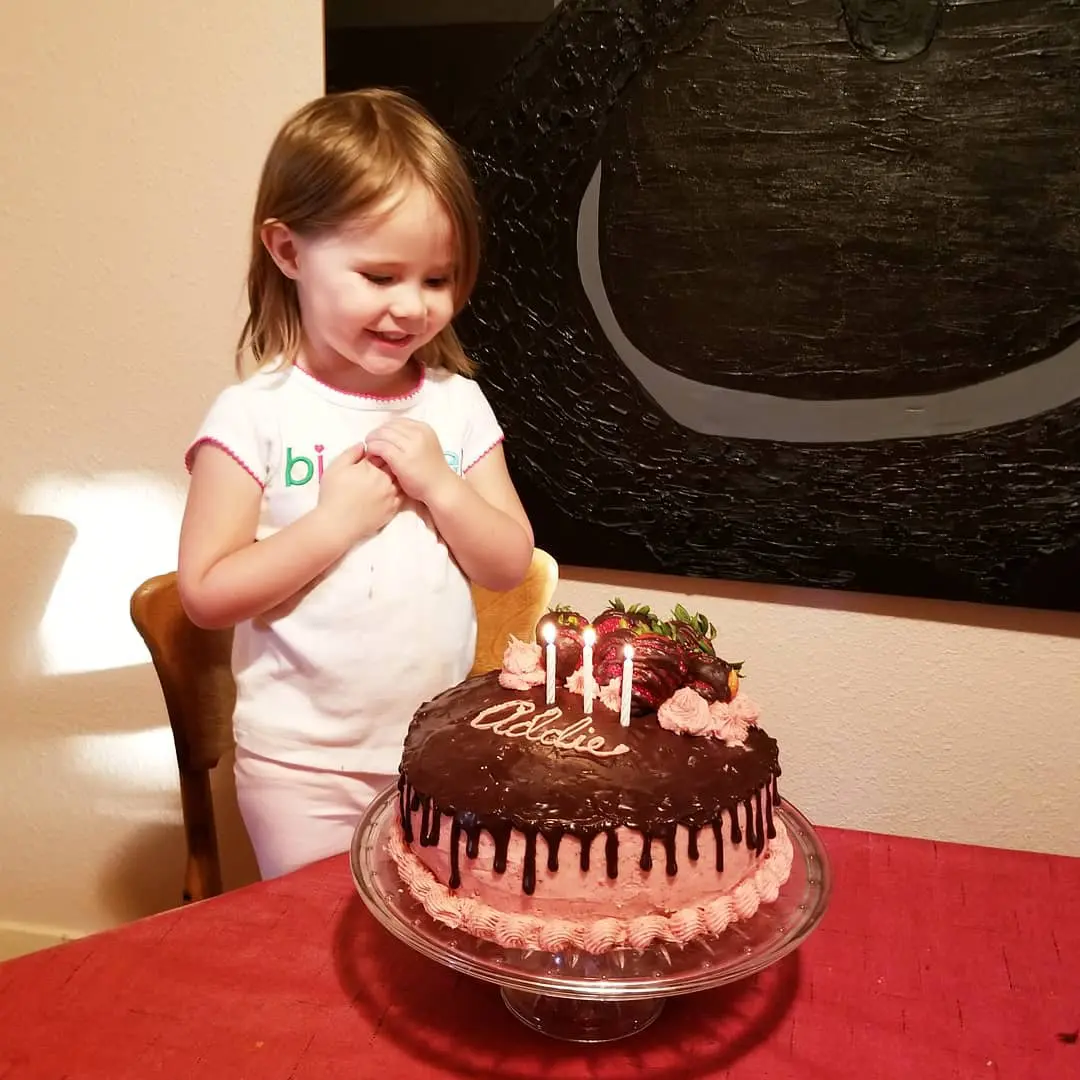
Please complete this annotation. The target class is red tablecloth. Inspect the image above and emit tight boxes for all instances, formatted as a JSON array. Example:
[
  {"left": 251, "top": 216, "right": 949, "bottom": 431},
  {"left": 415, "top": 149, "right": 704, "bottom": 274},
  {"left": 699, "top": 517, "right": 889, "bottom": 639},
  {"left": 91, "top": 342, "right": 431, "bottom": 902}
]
[{"left": 1, "top": 827, "right": 1077, "bottom": 1079}]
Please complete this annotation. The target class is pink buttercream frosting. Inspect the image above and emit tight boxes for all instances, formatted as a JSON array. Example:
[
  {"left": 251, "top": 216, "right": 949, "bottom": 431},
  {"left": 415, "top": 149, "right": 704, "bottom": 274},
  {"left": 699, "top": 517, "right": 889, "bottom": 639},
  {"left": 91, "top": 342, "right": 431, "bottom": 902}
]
[
  {"left": 656, "top": 686, "right": 713, "bottom": 735},
  {"left": 708, "top": 695, "right": 761, "bottom": 746},
  {"left": 564, "top": 668, "right": 586, "bottom": 694},
  {"left": 389, "top": 821, "right": 794, "bottom": 955},
  {"left": 657, "top": 686, "right": 761, "bottom": 744},
  {"left": 562, "top": 668, "right": 621, "bottom": 712},
  {"left": 498, "top": 635, "right": 547, "bottom": 692},
  {"left": 598, "top": 677, "right": 622, "bottom": 713}
]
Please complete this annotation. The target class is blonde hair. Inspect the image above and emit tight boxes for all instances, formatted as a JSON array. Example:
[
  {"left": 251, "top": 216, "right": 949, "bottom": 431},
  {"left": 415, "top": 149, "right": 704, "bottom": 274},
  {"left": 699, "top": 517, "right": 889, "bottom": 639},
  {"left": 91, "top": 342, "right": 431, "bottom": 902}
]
[{"left": 237, "top": 89, "right": 480, "bottom": 376}]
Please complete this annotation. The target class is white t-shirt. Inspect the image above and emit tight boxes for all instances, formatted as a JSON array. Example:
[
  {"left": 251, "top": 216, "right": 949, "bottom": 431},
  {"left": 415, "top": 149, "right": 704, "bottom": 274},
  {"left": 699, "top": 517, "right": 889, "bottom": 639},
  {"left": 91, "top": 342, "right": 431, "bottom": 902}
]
[{"left": 186, "top": 363, "right": 503, "bottom": 774}]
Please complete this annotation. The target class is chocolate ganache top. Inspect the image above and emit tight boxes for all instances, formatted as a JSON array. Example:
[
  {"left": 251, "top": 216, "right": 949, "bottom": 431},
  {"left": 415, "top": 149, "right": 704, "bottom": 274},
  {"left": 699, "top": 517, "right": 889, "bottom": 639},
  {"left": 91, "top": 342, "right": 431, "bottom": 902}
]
[{"left": 400, "top": 672, "right": 781, "bottom": 835}]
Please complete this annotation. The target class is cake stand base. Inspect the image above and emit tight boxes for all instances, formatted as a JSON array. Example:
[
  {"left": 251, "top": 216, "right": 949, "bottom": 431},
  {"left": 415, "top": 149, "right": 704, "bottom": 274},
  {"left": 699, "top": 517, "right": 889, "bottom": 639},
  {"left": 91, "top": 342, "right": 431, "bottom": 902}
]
[{"left": 500, "top": 988, "right": 665, "bottom": 1043}]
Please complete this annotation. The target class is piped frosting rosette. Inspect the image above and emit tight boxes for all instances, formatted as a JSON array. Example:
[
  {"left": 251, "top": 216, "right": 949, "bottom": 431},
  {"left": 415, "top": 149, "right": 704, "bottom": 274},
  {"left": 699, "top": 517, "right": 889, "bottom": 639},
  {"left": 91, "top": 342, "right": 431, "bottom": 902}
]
[{"left": 497, "top": 636, "right": 546, "bottom": 692}]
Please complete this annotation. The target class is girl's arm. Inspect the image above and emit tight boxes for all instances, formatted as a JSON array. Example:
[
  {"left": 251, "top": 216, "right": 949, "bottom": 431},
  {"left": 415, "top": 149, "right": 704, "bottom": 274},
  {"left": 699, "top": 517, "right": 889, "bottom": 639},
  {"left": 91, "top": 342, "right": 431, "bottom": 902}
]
[
  {"left": 365, "top": 420, "right": 533, "bottom": 591},
  {"left": 178, "top": 441, "right": 402, "bottom": 629},
  {"left": 427, "top": 444, "right": 534, "bottom": 591}
]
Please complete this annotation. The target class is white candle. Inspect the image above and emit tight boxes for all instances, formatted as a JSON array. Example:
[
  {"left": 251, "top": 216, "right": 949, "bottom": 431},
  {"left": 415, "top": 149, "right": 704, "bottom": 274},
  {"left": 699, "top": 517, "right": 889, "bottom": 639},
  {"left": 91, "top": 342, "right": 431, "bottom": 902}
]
[
  {"left": 620, "top": 644, "right": 634, "bottom": 727},
  {"left": 542, "top": 621, "right": 556, "bottom": 705},
  {"left": 582, "top": 626, "right": 596, "bottom": 714}
]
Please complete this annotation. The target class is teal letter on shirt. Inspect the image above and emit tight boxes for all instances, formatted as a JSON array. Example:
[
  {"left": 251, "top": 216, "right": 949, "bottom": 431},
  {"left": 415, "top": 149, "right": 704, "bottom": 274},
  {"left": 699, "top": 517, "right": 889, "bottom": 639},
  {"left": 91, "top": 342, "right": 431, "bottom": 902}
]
[{"left": 285, "top": 447, "right": 314, "bottom": 486}]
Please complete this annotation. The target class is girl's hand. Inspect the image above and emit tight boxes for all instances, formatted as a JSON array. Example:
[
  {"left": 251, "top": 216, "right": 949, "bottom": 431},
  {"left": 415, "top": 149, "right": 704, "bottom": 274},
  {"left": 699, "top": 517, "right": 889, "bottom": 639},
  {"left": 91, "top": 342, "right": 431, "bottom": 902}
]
[
  {"left": 316, "top": 441, "right": 403, "bottom": 547},
  {"left": 364, "top": 419, "right": 455, "bottom": 504}
]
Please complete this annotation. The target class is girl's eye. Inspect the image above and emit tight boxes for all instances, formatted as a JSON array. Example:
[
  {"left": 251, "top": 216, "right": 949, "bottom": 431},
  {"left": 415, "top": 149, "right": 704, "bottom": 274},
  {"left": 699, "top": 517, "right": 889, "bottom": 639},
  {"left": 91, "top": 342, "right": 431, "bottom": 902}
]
[
  {"left": 425, "top": 277, "right": 451, "bottom": 288},
  {"left": 362, "top": 273, "right": 392, "bottom": 285}
]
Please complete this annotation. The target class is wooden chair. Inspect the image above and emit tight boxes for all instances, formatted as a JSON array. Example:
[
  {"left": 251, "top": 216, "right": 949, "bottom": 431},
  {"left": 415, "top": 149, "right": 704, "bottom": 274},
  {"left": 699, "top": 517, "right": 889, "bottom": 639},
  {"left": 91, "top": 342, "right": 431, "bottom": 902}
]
[
  {"left": 468, "top": 547, "right": 558, "bottom": 676},
  {"left": 130, "top": 548, "right": 559, "bottom": 904},
  {"left": 130, "top": 575, "right": 234, "bottom": 904}
]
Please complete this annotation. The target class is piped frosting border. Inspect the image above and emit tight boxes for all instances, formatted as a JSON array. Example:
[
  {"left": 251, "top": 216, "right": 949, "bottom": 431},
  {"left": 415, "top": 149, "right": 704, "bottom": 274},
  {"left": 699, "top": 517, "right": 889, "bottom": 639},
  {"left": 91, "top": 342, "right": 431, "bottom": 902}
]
[{"left": 388, "top": 819, "right": 794, "bottom": 955}]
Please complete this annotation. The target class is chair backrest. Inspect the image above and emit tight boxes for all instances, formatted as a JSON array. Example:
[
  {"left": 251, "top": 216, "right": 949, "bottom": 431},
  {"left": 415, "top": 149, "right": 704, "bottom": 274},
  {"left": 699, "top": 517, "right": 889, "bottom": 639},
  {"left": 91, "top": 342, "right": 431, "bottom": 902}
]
[
  {"left": 132, "top": 549, "right": 558, "bottom": 903},
  {"left": 469, "top": 547, "right": 559, "bottom": 676},
  {"left": 130, "top": 573, "right": 234, "bottom": 903}
]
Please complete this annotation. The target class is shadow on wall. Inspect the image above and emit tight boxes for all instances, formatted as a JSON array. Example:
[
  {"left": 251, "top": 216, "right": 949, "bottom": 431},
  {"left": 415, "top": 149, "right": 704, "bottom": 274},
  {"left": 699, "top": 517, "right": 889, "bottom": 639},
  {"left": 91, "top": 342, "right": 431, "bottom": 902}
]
[
  {"left": 98, "top": 750, "right": 259, "bottom": 920},
  {"left": 1, "top": 511, "right": 75, "bottom": 676},
  {"left": 0, "top": 509, "right": 258, "bottom": 933}
]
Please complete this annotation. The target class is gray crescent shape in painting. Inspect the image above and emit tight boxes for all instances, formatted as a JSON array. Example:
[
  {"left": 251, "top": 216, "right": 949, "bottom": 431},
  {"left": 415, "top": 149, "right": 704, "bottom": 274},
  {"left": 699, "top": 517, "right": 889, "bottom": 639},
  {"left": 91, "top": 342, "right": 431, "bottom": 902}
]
[{"left": 577, "top": 164, "right": 1080, "bottom": 443}]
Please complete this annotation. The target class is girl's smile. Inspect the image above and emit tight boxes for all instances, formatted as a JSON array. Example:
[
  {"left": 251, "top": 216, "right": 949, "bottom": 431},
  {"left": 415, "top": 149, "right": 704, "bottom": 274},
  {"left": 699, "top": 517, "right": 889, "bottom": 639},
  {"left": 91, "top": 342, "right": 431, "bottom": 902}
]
[{"left": 367, "top": 329, "right": 418, "bottom": 349}]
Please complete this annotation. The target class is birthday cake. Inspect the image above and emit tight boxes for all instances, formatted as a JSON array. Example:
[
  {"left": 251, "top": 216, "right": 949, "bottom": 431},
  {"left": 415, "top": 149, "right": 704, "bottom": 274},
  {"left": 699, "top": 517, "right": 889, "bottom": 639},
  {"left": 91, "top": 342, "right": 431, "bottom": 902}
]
[{"left": 391, "top": 600, "right": 793, "bottom": 954}]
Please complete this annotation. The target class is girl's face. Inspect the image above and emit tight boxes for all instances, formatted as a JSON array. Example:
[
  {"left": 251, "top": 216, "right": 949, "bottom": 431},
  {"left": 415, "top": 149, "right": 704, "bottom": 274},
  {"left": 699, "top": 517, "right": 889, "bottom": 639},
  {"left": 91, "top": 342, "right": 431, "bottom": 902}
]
[{"left": 286, "top": 183, "right": 458, "bottom": 395}]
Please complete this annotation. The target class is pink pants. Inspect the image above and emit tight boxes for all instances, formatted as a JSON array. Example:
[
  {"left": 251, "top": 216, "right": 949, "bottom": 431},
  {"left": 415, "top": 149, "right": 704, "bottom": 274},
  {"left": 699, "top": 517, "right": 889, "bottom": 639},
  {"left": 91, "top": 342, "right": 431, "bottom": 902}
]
[{"left": 234, "top": 746, "right": 395, "bottom": 880}]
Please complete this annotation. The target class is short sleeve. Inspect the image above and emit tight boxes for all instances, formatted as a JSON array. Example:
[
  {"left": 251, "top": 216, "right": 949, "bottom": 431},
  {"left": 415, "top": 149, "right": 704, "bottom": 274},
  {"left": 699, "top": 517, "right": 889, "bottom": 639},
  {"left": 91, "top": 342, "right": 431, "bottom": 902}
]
[
  {"left": 184, "top": 384, "right": 272, "bottom": 488},
  {"left": 460, "top": 378, "right": 505, "bottom": 473}
]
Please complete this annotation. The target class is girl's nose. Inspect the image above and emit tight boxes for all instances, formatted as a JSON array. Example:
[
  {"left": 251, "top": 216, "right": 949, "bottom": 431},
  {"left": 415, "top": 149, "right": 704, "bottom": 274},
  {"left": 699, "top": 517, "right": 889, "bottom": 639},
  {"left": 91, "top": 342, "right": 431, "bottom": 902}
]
[{"left": 388, "top": 282, "right": 425, "bottom": 322}]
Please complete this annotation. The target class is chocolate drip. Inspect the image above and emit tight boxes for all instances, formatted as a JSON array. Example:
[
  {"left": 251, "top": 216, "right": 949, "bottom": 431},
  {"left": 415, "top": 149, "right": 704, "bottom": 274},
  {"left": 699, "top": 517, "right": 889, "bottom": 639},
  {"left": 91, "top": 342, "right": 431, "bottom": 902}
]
[
  {"left": 449, "top": 818, "right": 462, "bottom": 889},
  {"left": 580, "top": 832, "right": 593, "bottom": 872},
  {"left": 605, "top": 829, "right": 619, "bottom": 879},
  {"left": 488, "top": 820, "right": 512, "bottom": 873},
  {"left": 660, "top": 825, "right": 678, "bottom": 876},
  {"left": 753, "top": 790, "right": 765, "bottom": 855},
  {"left": 543, "top": 828, "right": 564, "bottom": 872},
  {"left": 687, "top": 825, "right": 700, "bottom": 862},
  {"left": 522, "top": 830, "right": 538, "bottom": 895},
  {"left": 712, "top": 820, "right": 725, "bottom": 872},
  {"left": 425, "top": 804, "right": 442, "bottom": 847},
  {"left": 464, "top": 816, "right": 481, "bottom": 860},
  {"left": 640, "top": 834, "right": 653, "bottom": 872},
  {"left": 773, "top": 774, "right": 781, "bottom": 807},
  {"left": 744, "top": 797, "right": 757, "bottom": 853},
  {"left": 420, "top": 796, "right": 431, "bottom": 845},
  {"left": 410, "top": 790, "right": 422, "bottom": 813},
  {"left": 730, "top": 803, "right": 743, "bottom": 846},
  {"left": 398, "top": 777, "right": 413, "bottom": 843},
  {"left": 765, "top": 782, "right": 777, "bottom": 840}
]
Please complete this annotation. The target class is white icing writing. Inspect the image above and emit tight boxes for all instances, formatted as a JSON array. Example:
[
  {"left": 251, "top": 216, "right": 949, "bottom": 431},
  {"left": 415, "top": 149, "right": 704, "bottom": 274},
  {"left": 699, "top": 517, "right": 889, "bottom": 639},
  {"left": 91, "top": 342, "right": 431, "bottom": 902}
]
[{"left": 469, "top": 700, "right": 631, "bottom": 758}]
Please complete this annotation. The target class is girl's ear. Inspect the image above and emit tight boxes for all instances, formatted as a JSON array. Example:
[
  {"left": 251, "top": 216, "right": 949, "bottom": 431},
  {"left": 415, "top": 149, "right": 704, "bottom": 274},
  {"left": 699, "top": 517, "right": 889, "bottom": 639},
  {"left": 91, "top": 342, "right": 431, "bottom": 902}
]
[{"left": 260, "top": 220, "right": 301, "bottom": 280}]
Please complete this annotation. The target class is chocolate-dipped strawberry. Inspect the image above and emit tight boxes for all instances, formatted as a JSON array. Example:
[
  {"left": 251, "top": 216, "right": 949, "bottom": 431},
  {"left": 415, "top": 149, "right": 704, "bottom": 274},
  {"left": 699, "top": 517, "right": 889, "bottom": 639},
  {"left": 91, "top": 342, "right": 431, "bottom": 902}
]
[
  {"left": 663, "top": 604, "right": 717, "bottom": 657},
  {"left": 591, "top": 626, "right": 637, "bottom": 683},
  {"left": 627, "top": 632, "right": 691, "bottom": 712},
  {"left": 592, "top": 629, "right": 687, "bottom": 713},
  {"left": 685, "top": 653, "right": 742, "bottom": 704},
  {"left": 535, "top": 606, "right": 586, "bottom": 680},
  {"left": 591, "top": 598, "right": 658, "bottom": 638}
]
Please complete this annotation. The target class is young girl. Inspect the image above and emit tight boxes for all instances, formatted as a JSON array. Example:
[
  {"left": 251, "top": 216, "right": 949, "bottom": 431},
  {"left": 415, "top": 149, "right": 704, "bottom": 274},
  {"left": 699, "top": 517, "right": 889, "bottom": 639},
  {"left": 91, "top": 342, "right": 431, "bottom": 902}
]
[{"left": 178, "top": 89, "right": 534, "bottom": 879}]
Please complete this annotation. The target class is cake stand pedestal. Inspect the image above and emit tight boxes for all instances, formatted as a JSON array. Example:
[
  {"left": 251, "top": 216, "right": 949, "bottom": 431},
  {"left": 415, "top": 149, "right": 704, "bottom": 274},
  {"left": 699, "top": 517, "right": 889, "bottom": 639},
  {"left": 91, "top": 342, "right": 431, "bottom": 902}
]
[{"left": 350, "top": 786, "right": 831, "bottom": 1044}]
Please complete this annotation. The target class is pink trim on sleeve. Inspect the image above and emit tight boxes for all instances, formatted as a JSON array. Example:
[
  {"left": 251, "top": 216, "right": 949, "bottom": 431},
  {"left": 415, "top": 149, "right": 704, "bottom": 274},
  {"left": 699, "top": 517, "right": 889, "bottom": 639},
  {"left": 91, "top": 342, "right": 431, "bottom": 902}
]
[
  {"left": 185, "top": 437, "right": 265, "bottom": 489},
  {"left": 463, "top": 434, "right": 505, "bottom": 474}
]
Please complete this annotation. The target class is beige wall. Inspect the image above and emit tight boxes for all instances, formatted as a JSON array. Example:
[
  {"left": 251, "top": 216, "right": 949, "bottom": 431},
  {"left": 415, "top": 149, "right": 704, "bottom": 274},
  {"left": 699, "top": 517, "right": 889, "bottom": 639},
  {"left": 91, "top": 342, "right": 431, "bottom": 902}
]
[
  {"left": 0, "top": 1, "right": 322, "bottom": 949},
  {"left": 2, "top": 0, "right": 1079, "bottom": 953}
]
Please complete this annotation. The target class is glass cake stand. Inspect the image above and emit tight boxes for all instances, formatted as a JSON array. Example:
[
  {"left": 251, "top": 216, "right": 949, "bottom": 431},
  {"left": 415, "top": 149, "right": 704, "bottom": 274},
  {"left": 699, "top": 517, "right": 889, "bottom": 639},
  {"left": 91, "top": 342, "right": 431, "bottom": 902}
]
[{"left": 350, "top": 784, "right": 831, "bottom": 1044}]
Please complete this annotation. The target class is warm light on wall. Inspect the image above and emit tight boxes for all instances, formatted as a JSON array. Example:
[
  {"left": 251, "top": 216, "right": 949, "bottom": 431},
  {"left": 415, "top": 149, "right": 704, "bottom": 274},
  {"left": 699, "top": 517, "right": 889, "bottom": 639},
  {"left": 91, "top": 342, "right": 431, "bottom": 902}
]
[
  {"left": 65, "top": 729, "right": 185, "bottom": 808},
  {"left": 17, "top": 472, "right": 186, "bottom": 676}
]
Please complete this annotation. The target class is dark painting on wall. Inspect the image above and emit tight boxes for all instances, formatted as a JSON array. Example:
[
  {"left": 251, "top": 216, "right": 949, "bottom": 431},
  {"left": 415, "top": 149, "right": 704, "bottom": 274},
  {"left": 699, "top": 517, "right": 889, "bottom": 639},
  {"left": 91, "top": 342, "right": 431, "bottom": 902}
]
[{"left": 455, "top": 0, "right": 1080, "bottom": 611}]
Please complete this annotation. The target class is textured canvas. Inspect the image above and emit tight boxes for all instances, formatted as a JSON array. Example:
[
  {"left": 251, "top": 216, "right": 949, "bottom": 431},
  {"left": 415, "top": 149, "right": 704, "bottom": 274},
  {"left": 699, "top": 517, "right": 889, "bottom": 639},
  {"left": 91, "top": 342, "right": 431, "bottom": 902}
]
[{"left": 456, "top": 0, "right": 1080, "bottom": 610}]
